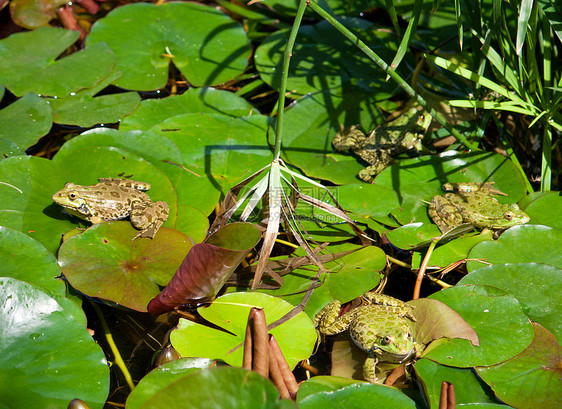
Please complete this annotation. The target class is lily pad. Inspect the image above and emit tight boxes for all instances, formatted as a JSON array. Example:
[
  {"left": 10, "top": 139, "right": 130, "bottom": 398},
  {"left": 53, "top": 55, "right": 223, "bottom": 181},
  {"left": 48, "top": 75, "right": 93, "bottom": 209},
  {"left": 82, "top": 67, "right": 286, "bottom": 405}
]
[
  {"left": 374, "top": 151, "right": 528, "bottom": 201},
  {"left": 126, "top": 358, "right": 215, "bottom": 409},
  {"left": 476, "top": 323, "right": 562, "bottom": 409},
  {"left": 414, "top": 358, "right": 499, "bottom": 408},
  {"left": 0, "top": 93, "right": 53, "bottom": 151},
  {"left": 459, "top": 263, "right": 562, "bottom": 342},
  {"left": 10, "top": 0, "right": 67, "bottom": 29},
  {"left": 467, "top": 225, "right": 562, "bottom": 272},
  {"left": 424, "top": 285, "right": 534, "bottom": 367},
  {"left": 259, "top": 245, "right": 386, "bottom": 318},
  {"left": 120, "top": 87, "right": 254, "bottom": 131},
  {"left": 58, "top": 222, "right": 193, "bottom": 312},
  {"left": 86, "top": 2, "right": 251, "bottom": 90},
  {"left": 296, "top": 376, "right": 365, "bottom": 402},
  {"left": 0, "top": 27, "right": 79, "bottom": 96},
  {"left": 53, "top": 128, "right": 219, "bottom": 217},
  {"left": 170, "top": 292, "right": 316, "bottom": 370},
  {"left": 523, "top": 192, "right": 562, "bottom": 228},
  {"left": 0, "top": 226, "right": 85, "bottom": 324},
  {"left": 298, "top": 382, "right": 417, "bottom": 409},
  {"left": 256, "top": 19, "right": 402, "bottom": 98},
  {"left": 132, "top": 366, "right": 295, "bottom": 409},
  {"left": 0, "top": 277, "right": 109, "bottom": 409},
  {"left": 150, "top": 113, "right": 273, "bottom": 193}
]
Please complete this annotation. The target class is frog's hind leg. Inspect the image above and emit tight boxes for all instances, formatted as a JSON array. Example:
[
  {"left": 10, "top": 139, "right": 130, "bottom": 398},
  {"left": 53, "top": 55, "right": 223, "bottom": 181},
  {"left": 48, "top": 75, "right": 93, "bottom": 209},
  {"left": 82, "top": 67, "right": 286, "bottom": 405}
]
[
  {"left": 428, "top": 195, "right": 463, "bottom": 233},
  {"left": 314, "top": 300, "right": 356, "bottom": 336},
  {"left": 130, "top": 201, "right": 169, "bottom": 239},
  {"left": 361, "top": 293, "right": 416, "bottom": 321}
]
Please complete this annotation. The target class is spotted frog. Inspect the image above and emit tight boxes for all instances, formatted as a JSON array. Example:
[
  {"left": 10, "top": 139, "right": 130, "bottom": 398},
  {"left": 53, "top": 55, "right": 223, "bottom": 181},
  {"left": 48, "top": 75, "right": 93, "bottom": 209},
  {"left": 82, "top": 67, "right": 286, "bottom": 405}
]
[
  {"left": 314, "top": 292, "right": 421, "bottom": 383},
  {"left": 332, "top": 106, "right": 432, "bottom": 183},
  {"left": 428, "top": 182, "right": 530, "bottom": 234},
  {"left": 52, "top": 178, "right": 169, "bottom": 240}
]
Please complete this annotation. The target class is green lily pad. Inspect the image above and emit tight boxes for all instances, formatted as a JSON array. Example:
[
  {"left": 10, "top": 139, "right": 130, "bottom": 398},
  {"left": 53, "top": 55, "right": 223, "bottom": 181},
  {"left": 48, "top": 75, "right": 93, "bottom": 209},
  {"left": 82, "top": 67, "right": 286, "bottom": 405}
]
[
  {"left": 296, "top": 376, "right": 365, "bottom": 402},
  {"left": 150, "top": 113, "right": 273, "bottom": 193},
  {"left": 9, "top": 0, "right": 67, "bottom": 29},
  {"left": 86, "top": 2, "right": 251, "bottom": 90},
  {"left": 47, "top": 70, "right": 140, "bottom": 127},
  {"left": 132, "top": 366, "right": 296, "bottom": 409},
  {"left": 0, "top": 93, "right": 53, "bottom": 151},
  {"left": 459, "top": 263, "right": 562, "bottom": 342},
  {"left": 58, "top": 222, "right": 193, "bottom": 312},
  {"left": 414, "top": 358, "right": 499, "bottom": 408},
  {"left": 0, "top": 277, "right": 109, "bottom": 409},
  {"left": 120, "top": 87, "right": 254, "bottom": 131},
  {"left": 259, "top": 245, "right": 386, "bottom": 318},
  {"left": 0, "top": 138, "right": 25, "bottom": 159},
  {"left": 424, "top": 285, "right": 534, "bottom": 367},
  {"left": 298, "top": 382, "right": 417, "bottom": 409},
  {"left": 276, "top": 92, "right": 382, "bottom": 185},
  {"left": 0, "top": 226, "right": 85, "bottom": 324},
  {"left": 126, "top": 358, "right": 215, "bottom": 409},
  {"left": 53, "top": 128, "right": 219, "bottom": 217},
  {"left": 0, "top": 27, "right": 78, "bottom": 95},
  {"left": 467, "top": 225, "right": 562, "bottom": 272},
  {"left": 170, "top": 292, "right": 316, "bottom": 370},
  {"left": 256, "top": 19, "right": 402, "bottom": 98},
  {"left": 523, "top": 192, "right": 562, "bottom": 228},
  {"left": 476, "top": 323, "right": 562, "bottom": 409},
  {"left": 374, "top": 151, "right": 528, "bottom": 201}
]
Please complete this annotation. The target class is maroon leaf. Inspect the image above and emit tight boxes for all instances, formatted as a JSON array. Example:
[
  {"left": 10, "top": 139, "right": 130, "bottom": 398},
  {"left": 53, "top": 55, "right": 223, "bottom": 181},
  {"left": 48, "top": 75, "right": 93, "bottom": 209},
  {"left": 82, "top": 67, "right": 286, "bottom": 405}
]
[{"left": 148, "top": 223, "right": 261, "bottom": 315}]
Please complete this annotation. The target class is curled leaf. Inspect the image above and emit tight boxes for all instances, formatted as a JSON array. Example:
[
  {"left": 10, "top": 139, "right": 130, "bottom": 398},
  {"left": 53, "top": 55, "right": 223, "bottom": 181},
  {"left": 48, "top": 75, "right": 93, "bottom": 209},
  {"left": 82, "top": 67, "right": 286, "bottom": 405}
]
[{"left": 148, "top": 223, "right": 261, "bottom": 315}]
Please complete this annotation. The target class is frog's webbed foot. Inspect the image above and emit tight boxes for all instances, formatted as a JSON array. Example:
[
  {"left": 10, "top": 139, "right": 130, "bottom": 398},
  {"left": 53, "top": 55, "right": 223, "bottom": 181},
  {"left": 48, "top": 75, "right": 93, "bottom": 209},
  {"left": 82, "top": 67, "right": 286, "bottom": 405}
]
[
  {"left": 361, "top": 293, "right": 416, "bottom": 321},
  {"left": 428, "top": 196, "right": 463, "bottom": 234},
  {"left": 130, "top": 201, "right": 169, "bottom": 240}
]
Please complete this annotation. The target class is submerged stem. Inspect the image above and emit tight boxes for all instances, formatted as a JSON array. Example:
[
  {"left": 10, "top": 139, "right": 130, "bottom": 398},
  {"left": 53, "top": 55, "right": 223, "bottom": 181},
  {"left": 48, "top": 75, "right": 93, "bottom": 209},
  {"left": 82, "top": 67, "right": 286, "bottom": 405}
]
[{"left": 273, "top": 0, "right": 308, "bottom": 160}]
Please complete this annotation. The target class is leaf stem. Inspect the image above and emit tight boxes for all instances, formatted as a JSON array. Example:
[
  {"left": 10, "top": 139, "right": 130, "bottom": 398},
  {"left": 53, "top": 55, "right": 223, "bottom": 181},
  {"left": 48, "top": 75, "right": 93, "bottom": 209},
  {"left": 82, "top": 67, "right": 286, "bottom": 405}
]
[
  {"left": 273, "top": 0, "right": 308, "bottom": 160},
  {"left": 306, "top": 0, "right": 479, "bottom": 151},
  {"left": 90, "top": 300, "right": 135, "bottom": 391},
  {"left": 413, "top": 238, "right": 438, "bottom": 299}
]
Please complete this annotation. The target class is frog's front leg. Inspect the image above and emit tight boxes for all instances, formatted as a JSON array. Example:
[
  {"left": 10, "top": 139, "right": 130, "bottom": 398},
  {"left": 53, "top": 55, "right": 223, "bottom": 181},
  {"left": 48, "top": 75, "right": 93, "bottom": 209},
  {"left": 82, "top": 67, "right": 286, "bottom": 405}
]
[
  {"left": 428, "top": 195, "right": 464, "bottom": 233},
  {"left": 130, "top": 201, "right": 169, "bottom": 239}
]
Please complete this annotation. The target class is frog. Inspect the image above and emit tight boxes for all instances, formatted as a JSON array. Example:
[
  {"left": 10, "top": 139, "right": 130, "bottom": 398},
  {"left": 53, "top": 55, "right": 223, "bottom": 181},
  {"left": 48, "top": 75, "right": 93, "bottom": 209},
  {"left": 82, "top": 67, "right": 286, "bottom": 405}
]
[
  {"left": 314, "top": 292, "right": 422, "bottom": 384},
  {"left": 428, "top": 182, "right": 530, "bottom": 234},
  {"left": 52, "top": 178, "right": 169, "bottom": 240},
  {"left": 332, "top": 105, "right": 432, "bottom": 183}
]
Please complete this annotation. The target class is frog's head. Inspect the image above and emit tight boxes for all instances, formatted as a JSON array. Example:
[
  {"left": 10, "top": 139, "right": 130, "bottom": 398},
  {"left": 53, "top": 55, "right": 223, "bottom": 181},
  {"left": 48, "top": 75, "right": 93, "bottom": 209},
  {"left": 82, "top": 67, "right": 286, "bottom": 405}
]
[
  {"left": 52, "top": 182, "right": 92, "bottom": 217},
  {"left": 491, "top": 203, "right": 530, "bottom": 229},
  {"left": 371, "top": 330, "right": 416, "bottom": 363}
]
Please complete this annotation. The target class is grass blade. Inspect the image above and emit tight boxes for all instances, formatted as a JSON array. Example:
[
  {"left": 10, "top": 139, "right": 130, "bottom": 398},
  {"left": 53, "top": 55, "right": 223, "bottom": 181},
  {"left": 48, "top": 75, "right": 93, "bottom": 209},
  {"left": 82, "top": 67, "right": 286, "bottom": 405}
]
[
  {"left": 517, "top": 0, "right": 535, "bottom": 55},
  {"left": 390, "top": 0, "right": 424, "bottom": 71}
]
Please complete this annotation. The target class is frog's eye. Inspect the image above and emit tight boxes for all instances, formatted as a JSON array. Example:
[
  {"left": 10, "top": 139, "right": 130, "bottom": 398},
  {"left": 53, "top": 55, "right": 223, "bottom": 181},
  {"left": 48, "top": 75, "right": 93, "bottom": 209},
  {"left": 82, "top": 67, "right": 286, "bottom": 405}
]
[
  {"left": 68, "top": 192, "right": 77, "bottom": 200},
  {"left": 504, "top": 211, "right": 515, "bottom": 221},
  {"left": 381, "top": 336, "right": 393, "bottom": 345}
]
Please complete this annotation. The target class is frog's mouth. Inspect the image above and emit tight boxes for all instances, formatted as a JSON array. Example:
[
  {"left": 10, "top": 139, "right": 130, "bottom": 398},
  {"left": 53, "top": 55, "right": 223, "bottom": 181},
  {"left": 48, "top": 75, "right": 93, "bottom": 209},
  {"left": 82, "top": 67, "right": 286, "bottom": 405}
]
[{"left": 374, "top": 347, "right": 415, "bottom": 363}]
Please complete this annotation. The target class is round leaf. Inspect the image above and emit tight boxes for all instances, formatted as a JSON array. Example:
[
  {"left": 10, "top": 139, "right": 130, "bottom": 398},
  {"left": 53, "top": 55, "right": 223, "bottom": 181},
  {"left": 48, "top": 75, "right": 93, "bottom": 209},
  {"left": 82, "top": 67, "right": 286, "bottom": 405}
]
[
  {"left": 523, "top": 192, "right": 562, "bottom": 228},
  {"left": 0, "top": 278, "right": 109, "bottom": 408},
  {"left": 170, "top": 292, "right": 316, "bottom": 369},
  {"left": 136, "top": 366, "right": 295, "bottom": 409},
  {"left": 86, "top": 3, "right": 251, "bottom": 90},
  {"left": 459, "top": 263, "right": 562, "bottom": 342},
  {"left": 476, "top": 323, "right": 562, "bottom": 409},
  {"left": 467, "top": 225, "right": 562, "bottom": 272},
  {"left": 424, "top": 285, "right": 534, "bottom": 367},
  {"left": 58, "top": 222, "right": 193, "bottom": 312}
]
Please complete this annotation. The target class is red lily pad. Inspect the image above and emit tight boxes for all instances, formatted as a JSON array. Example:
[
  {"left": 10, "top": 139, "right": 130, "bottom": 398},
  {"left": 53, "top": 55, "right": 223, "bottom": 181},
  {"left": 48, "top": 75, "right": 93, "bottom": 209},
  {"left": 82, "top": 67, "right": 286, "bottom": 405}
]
[{"left": 58, "top": 222, "right": 193, "bottom": 312}]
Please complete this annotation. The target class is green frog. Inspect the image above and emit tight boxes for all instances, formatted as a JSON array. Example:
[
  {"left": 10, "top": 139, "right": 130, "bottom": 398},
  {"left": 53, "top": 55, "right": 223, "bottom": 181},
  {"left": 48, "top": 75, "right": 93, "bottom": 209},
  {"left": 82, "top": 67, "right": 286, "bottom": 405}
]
[
  {"left": 314, "top": 292, "right": 421, "bottom": 383},
  {"left": 332, "top": 106, "right": 432, "bottom": 183},
  {"left": 428, "top": 182, "right": 530, "bottom": 233},
  {"left": 52, "top": 178, "right": 169, "bottom": 240}
]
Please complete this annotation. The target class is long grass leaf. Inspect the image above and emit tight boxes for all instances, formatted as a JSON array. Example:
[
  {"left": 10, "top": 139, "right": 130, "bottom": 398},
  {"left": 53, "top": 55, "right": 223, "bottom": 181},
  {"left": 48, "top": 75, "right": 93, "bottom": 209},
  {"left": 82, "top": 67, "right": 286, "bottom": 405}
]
[
  {"left": 455, "top": 0, "right": 463, "bottom": 49},
  {"left": 386, "top": 0, "right": 401, "bottom": 35},
  {"left": 240, "top": 174, "right": 271, "bottom": 221},
  {"left": 448, "top": 99, "right": 538, "bottom": 116},
  {"left": 390, "top": 0, "right": 424, "bottom": 71},
  {"left": 426, "top": 54, "right": 529, "bottom": 105},
  {"left": 536, "top": 0, "right": 562, "bottom": 43},
  {"left": 517, "top": 0, "right": 535, "bottom": 55}
]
